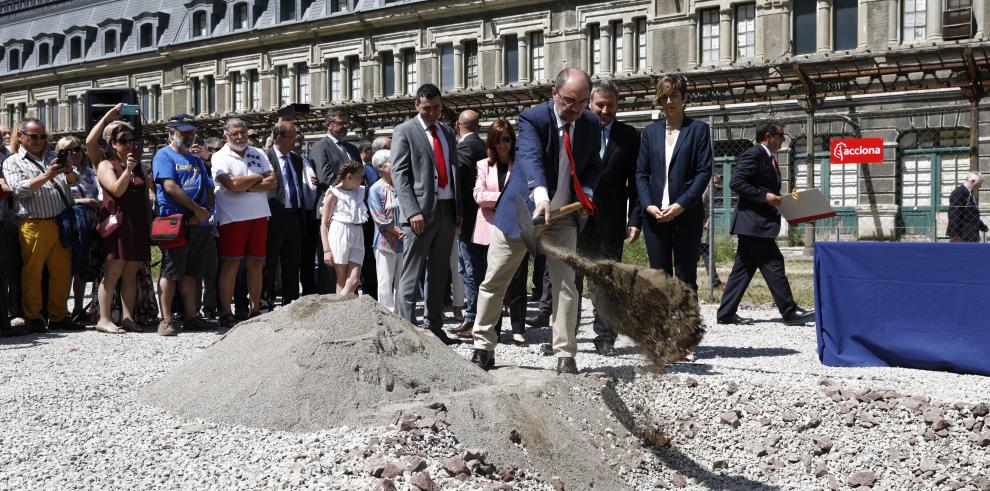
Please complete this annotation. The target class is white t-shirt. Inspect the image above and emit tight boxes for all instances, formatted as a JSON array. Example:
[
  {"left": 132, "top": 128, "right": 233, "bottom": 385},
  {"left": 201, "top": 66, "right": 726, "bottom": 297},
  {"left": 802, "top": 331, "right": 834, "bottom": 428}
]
[{"left": 211, "top": 144, "right": 273, "bottom": 225}]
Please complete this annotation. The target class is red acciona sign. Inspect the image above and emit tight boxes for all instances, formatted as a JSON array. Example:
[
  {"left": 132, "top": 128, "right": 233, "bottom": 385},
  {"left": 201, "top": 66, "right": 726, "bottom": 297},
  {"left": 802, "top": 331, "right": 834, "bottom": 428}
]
[{"left": 830, "top": 138, "right": 884, "bottom": 164}]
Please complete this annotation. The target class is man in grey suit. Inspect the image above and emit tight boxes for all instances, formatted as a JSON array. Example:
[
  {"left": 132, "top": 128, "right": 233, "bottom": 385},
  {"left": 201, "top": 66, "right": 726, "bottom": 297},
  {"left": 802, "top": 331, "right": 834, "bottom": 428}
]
[
  {"left": 392, "top": 84, "right": 462, "bottom": 345},
  {"left": 308, "top": 109, "right": 361, "bottom": 294}
]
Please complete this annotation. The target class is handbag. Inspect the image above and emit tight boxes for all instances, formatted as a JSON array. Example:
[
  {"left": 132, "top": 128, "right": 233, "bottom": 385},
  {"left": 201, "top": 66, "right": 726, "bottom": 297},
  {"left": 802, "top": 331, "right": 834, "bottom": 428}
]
[
  {"left": 151, "top": 214, "right": 187, "bottom": 249},
  {"left": 96, "top": 211, "right": 121, "bottom": 239}
]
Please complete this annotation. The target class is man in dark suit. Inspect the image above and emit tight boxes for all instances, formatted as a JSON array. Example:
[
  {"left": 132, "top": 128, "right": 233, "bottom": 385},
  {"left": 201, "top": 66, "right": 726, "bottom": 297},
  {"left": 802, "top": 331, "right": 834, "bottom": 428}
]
[
  {"left": 263, "top": 121, "right": 306, "bottom": 307},
  {"left": 392, "top": 84, "right": 462, "bottom": 345},
  {"left": 308, "top": 109, "right": 361, "bottom": 294},
  {"left": 470, "top": 68, "right": 603, "bottom": 374},
  {"left": 716, "top": 122, "right": 814, "bottom": 326},
  {"left": 576, "top": 79, "right": 641, "bottom": 356},
  {"left": 947, "top": 172, "right": 986, "bottom": 242},
  {"left": 449, "top": 109, "right": 488, "bottom": 337}
]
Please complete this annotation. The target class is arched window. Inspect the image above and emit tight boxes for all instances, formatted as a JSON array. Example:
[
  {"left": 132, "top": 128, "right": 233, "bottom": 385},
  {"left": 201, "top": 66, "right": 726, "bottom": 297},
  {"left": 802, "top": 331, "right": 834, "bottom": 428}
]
[
  {"left": 192, "top": 10, "right": 208, "bottom": 38},
  {"left": 38, "top": 43, "right": 50, "bottom": 65},
  {"left": 8, "top": 48, "right": 20, "bottom": 70},
  {"left": 233, "top": 2, "right": 249, "bottom": 30},
  {"left": 139, "top": 23, "right": 154, "bottom": 48},
  {"left": 104, "top": 30, "right": 118, "bottom": 54}
]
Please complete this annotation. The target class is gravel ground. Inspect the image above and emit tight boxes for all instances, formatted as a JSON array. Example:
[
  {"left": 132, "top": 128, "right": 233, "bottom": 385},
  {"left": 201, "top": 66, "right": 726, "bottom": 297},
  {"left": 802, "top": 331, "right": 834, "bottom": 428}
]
[{"left": 2, "top": 297, "right": 989, "bottom": 490}]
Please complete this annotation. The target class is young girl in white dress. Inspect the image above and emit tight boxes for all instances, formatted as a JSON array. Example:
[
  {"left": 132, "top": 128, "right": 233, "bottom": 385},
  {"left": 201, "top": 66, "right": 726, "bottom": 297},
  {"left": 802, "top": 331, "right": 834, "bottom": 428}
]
[{"left": 320, "top": 161, "right": 368, "bottom": 294}]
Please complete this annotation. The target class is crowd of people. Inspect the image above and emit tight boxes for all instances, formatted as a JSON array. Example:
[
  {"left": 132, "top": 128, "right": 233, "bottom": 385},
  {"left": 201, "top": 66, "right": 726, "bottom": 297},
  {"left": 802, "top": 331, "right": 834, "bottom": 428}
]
[{"left": 0, "top": 67, "right": 819, "bottom": 374}]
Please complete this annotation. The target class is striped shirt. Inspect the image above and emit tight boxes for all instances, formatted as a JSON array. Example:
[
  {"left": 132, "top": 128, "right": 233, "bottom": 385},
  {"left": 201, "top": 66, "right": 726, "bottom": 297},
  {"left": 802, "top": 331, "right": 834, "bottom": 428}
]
[{"left": 2, "top": 147, "right": 74, "bottom": 219}]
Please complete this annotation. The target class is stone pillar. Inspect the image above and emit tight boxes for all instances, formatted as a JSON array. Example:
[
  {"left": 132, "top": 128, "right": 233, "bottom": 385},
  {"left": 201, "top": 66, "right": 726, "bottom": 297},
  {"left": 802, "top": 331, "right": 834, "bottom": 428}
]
[
  {"left": 600, "top": 24, "right": 612, "bottom": 77},
  {"left": 926, "top": 0, "right": 943, "bottom": 41},
  {"left": 260, "top": 70, "right": 275, "bottom": 110},
  {"left": 719, "top": 8, "right": 733, "bottom": 64},
  {"left": 494, "top": 39, "right": 504, "bottom": 85},
  {"left": 817, "top": 0, "right": 832, "bottom": 53},
  {"left": 241, "top": 71, "right": 250, "bottom": 111},
  {"left": 777, "top": 2, "right": 791, "bottom": 59},
  {"left": 887, "top": 0, "right": 899, "bottom": 47},
  {"left": 453, "top": 43, "right": 464, "bottom": 91},
  {"left": 288, "top": 65, "right": 298, "bottom": 103},
  {"left": 976, "top": 0, "right": 985, "bottom": 39},
  {"left": 622, "top": 22, "right": 635, "bottom": 74},
  {"left": 858, "top": 0, "right": 868, "bottom": 49},
  {"left": 518, "top": 34, "right": 530, "bottom": 83},
  {"left": 688, "top": 13, "right": 699, "bottom": 67},
  {"left": 340, "top": 61, "right": 350, "bottom": 102},
  {"left": 394, "top": 54, "right": 404, "bottom": 96},
  {"left": 372, "top": 55, "right": 384, "bottom": 99},
  {"left": 215, "top": 76, "right": 227, "bottom": 114}
]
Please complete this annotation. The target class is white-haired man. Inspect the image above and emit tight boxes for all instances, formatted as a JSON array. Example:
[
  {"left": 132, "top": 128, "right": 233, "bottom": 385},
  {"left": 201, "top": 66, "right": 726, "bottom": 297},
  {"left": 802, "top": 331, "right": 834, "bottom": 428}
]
[{"left": 948, "top": 172, "right": 987, "bottom": 242}]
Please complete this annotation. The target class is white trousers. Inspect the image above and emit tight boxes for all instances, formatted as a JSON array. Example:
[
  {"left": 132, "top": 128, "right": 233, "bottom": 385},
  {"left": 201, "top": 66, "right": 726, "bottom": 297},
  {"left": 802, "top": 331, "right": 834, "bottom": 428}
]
[{"left": 375, "top": 249, "right": 403, "bottom": 313}]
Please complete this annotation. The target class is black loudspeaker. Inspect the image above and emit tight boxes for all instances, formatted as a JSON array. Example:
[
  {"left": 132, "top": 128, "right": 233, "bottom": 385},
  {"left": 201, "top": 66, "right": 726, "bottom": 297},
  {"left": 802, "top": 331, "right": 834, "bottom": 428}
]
[{"left": 84, "top": 88, "right": 142, "bottom": 140}]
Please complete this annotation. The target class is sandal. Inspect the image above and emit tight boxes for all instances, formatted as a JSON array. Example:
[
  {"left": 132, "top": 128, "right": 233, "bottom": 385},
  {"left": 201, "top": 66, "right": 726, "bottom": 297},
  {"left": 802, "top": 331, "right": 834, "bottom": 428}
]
[
  {"left": 121, "top": 319, "right": 145, "bottom": 333},
  {"left": 95, "top": 322, "right": 125, "bottom": 334}
]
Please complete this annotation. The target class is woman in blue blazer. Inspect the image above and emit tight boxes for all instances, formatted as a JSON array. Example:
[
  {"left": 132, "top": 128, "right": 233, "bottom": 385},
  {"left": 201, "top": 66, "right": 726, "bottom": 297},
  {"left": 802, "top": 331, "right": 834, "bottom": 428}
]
[{"left": 635, "top": 74, "right": 713, "bottom": 291}]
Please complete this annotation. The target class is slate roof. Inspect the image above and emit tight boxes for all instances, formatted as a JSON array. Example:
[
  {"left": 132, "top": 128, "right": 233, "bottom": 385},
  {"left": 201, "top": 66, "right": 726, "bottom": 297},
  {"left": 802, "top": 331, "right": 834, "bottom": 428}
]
[{"left": 0, "top": 0, "right": 423, "bottom": 76}]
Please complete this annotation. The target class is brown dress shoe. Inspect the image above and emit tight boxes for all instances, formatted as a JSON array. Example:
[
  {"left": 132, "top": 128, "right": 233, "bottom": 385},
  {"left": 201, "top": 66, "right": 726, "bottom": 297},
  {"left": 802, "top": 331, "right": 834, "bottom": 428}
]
[{"left": 449, "top": 321, "right": 474, "bottom": 338}]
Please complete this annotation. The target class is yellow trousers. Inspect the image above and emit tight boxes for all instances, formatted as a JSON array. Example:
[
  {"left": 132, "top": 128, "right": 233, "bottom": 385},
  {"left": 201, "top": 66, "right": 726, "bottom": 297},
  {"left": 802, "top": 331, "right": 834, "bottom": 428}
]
[{"left": 19, "top": 218, "right": 71, "bottom": 322}]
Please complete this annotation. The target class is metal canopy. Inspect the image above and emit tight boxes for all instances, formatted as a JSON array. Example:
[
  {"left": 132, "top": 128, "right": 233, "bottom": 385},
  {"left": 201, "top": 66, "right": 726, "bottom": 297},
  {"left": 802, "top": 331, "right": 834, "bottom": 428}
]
[{"left": 116, "top": 41, "right": 990, "bottom": 144}]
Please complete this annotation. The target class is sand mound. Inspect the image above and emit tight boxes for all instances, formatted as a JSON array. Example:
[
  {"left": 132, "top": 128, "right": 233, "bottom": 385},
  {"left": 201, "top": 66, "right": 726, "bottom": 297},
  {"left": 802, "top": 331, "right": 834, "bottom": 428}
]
[{"left": 140, "top": 295, "right": 493, "bottom": 432}]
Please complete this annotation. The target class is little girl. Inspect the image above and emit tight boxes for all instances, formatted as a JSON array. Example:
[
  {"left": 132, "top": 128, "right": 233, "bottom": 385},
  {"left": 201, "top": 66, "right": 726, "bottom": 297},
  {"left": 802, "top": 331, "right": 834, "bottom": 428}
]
[{"left": 320, "top": 161, "right": 368, "bottom": 294}]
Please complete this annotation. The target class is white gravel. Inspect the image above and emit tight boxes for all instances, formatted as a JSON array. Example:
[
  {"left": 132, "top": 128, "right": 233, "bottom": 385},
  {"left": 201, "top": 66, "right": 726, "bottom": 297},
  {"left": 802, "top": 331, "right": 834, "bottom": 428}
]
[{"left": 1, "top": 297, "right": 988, "bottom": 490}]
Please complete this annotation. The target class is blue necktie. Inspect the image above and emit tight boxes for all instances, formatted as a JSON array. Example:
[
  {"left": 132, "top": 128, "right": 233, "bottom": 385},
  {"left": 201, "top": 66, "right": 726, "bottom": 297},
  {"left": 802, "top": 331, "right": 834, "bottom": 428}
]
[
  {"left": 282, "top": 155, "right": 300, "bottom": 209},
  {"left": 600, "top": 130, "right": 607, "bottom": 159}
]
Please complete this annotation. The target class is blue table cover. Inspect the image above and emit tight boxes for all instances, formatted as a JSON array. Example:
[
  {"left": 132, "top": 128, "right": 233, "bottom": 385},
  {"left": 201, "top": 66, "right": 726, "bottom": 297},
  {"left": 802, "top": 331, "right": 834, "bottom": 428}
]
[{"left": 814, "top": 242, "right": 990, "bottom": 376}]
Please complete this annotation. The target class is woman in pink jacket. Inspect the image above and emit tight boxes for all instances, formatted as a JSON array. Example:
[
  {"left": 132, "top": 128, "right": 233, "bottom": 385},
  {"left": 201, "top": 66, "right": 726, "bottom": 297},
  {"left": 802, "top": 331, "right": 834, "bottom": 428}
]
[{"left": 472, "top": 120, "right": 530, "bottom": 346}]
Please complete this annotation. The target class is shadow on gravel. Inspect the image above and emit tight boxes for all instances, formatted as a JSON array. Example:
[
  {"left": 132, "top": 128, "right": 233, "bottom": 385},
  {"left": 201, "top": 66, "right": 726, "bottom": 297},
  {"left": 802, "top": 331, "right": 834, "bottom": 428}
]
[
  {"left": 692, "top": 346, "right": 800, "bottom": 360},
  {"left": 600, "top": 379, "right": 780, "bottom": 490},
  {"left": 0, "top": 332, "right": 65, "bottom": 349}
]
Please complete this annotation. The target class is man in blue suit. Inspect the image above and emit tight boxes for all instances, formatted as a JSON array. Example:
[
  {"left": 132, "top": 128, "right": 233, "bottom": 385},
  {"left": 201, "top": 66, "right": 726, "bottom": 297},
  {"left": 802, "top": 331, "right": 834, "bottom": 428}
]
[{"left": 470, "top": 68, "right": 603, "bottom": 374}]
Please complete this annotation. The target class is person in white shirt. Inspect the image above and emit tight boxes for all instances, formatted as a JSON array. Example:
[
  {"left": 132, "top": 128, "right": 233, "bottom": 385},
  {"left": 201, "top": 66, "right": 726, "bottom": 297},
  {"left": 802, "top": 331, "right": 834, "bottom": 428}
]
[{"left": 211, "top": 118, "right": 277, "bottom": 327}]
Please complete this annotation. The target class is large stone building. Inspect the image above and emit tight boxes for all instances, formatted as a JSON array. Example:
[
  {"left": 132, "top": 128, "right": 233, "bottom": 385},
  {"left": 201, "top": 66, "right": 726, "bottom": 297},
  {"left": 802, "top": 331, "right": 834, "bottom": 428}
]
[{"left": 1, "top": 0, "right": 989, "bottom": 240}]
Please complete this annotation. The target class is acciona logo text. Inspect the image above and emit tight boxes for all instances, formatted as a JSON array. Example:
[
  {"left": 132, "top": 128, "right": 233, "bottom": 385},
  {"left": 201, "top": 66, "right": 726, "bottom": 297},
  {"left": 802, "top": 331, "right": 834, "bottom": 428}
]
[
  {"left": 832, "top": 142, "right": 881, "bottom": 162},
  {"left": 829, "top": 138, "right": 884, "bottom": 164}
]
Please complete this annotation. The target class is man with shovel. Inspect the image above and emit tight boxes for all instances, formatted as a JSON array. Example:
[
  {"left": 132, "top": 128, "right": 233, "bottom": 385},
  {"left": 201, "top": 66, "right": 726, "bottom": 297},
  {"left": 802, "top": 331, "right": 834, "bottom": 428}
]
[{"left": 470, "top": 68, "right": 603, "bottom": 374}]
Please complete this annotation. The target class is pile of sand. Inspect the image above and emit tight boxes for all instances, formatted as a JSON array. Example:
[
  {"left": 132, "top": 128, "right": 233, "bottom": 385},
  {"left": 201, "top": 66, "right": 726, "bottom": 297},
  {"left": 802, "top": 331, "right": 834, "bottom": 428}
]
[{"left": 140, "top": 295, "right": 493, "bottom": 432}]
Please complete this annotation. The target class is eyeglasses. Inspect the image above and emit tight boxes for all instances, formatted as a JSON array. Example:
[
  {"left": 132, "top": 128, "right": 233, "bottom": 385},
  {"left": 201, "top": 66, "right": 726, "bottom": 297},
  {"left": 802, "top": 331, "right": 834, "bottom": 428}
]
[
  {"left": 657, "top": 92, "right": 683, "bottom": 103},
  {"left": 22, "top": 132, "right": 48, "bottom": 141},
  {"left": 556, "top": 94, "right": 589, "bottom": 107}
]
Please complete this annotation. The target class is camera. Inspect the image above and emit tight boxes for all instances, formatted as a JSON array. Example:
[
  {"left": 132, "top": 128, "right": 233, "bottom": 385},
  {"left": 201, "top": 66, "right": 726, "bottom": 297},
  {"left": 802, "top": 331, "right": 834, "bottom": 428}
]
[{"left": 56, "top": 149, "right": 69, "bottom": 166}]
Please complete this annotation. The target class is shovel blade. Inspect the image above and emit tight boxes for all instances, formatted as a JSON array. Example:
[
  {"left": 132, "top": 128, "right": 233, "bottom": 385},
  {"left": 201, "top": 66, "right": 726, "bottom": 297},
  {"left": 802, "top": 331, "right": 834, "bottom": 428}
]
[{"left": 514, "top": 194, "right": 542, "bottom": 255}]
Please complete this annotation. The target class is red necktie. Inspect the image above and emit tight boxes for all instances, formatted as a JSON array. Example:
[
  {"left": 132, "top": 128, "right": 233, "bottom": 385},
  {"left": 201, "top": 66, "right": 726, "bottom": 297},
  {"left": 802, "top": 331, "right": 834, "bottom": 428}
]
[
  {"left": 562, "top": 123, "right": 597, "bottom": 216},
  {"left": 428, "top": 125, "right": 448, "bottom": 189},
  {"left": 771, "top": 155, "right": 781, "bottom": 181}
]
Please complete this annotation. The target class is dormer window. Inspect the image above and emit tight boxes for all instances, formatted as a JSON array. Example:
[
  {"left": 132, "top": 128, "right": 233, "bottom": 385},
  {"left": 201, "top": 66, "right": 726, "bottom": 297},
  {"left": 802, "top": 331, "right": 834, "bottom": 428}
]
[
  {"left": 69, "top": 36, "right": 83, "bottom": 59},
  {"left": 329, "top": 0, "right": 355, "bottom": 14},
  {"left": 279, "top": 0, "right": 296, "bottom": 22},
  {"left": 8, "top": 48, "right": 20, "bottom": 70},
  {"left": 139, "top": 23, "right": 154, "bottom": 48},
  {"left": 192, "top": 10, "right": 209, "bottom": 38},
  {"left": 38, "top": 43, "right": 50, "bottom": 65},
  {"left": 232, "top": 2, "right": 250, "bottom": 30},
  {"left": 104, "top": 30, "right": 118, "bottom": 54}
]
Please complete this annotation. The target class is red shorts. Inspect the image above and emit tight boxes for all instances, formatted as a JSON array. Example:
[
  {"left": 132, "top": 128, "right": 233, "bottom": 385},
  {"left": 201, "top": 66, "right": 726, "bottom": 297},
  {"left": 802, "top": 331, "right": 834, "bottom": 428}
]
[{"left": 219, "top": 217, "right": 268, "bottom": 260}]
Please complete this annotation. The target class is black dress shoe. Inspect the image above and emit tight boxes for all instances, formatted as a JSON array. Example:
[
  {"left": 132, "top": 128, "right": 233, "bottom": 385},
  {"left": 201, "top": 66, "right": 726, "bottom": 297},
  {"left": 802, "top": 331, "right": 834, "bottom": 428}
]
[
  {"left": 716, "top": 314, "right": 754, "bottom": 325},
  {"left": 525, "top": 313, "right": 550, "bottom": 328},
  {"left": 593, "top": 339, "right": 616, "bottom": 356},
  {"left": 556, "top": 357, "right": 578, "bottom": 375},
  {"left": 28, "top": 318, "right": 48, "bottom": 333},
  {"left": 782, "top": 308, "right": 815, "bottom": 326},
  {"left": 429, "top": 327, "right": 462, "bottom": 345},
  {"left": 471, "top": 349, "right": 495, "bottom": 370},
  {"left": 0, "top": 324, "right": 31, "bottom": 337}
]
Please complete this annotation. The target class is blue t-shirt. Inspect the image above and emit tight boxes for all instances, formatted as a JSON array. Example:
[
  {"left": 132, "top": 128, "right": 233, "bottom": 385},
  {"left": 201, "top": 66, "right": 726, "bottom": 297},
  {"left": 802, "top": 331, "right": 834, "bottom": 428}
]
[{"left": 153, "top": 146, "right": 213, "bottom": 223}]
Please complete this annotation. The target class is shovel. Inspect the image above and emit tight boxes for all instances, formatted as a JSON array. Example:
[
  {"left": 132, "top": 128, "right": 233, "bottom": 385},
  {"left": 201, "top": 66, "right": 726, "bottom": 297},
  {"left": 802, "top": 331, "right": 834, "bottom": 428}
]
[{"left": 513, "top": 195, "right": 704, "bottom": 370}]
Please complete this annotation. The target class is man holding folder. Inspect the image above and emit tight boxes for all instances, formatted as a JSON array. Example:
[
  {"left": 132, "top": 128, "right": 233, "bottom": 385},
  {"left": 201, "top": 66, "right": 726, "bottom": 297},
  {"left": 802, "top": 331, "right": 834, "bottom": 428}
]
[{"left": 717, "top": 122, "right": 814, "bottom": 326}]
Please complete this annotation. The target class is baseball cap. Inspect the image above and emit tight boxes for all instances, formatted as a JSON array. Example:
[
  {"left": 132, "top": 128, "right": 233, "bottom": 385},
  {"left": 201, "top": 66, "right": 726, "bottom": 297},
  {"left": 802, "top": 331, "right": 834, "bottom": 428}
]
[{"left": 167, "top": 114, "right": 197, "bottom": 132}]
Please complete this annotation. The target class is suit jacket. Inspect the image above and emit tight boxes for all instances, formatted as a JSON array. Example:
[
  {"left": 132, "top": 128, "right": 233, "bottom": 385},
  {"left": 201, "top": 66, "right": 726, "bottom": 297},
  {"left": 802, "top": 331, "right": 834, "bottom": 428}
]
[
  {"left": 391, "top": 116, "right": 462, "bottom": 224},
  {"left": 729, "top": 143, "right": 782, "bottom": 238},
  {"left": 472, "top": 158, "right": 513, "bottom": 246},
  {"left": 265, "top": 148, "right": 307, "bottom": 226},
  {"left": 310, "top": 135, "right": 360, "bottom": 198},
  {"left": 457, "top": 132, "right": 487, "bottom": 241},
  {"left": 493, "top": 101, "right": 603, "bottom": 238},
  {"left": 947, "top": 184, "right": 986, "bottom": 241},
  {"left": 635, "top": 116, "right": 712, "bottom": 224},
  {"left": 583, "top": 120, "right": 641, "bottom": 246}
]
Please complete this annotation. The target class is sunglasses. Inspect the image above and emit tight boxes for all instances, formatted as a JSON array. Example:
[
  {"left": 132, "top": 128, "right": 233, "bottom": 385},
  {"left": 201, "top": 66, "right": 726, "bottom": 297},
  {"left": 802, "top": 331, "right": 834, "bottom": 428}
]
[
  {"left": 22, "top": 132, "right": 48, "bottom": 141},
  {"left": 114, "top": 137, "right": 135, "bottom": 146},
  {"left": 66, "top": 147, "right": 83, "bottom": 154}
]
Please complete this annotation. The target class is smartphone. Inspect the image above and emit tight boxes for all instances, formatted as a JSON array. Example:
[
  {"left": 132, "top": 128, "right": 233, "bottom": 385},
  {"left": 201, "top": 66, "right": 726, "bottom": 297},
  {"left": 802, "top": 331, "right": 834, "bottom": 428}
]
[
  {"left": 56, "top": 149, "right": 69, "bottom": 166},
  {"left": 129, "top": 141, "right": 142, "bottom": 159},
  {"left": 121, "top": 104, "right": 140, "bottom": 116}
]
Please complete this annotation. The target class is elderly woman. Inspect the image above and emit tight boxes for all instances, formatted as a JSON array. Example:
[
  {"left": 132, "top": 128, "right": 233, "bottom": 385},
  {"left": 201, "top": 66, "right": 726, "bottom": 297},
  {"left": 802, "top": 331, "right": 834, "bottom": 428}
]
[
  {"left": 94, "top": 121, "right": 152, "bottom": 333},
  {"left": 58, "top": 136, "right": 101, "bottom": 323},
  {"left": 468, "top": 119, "right": 529, "bottom": 346},
  {"left": 367, "top": 149, "right": 405, "bottom": 313},
  {"left": 635, "top": 74, "right": 713, "bottom": 291}
]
